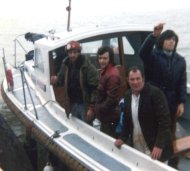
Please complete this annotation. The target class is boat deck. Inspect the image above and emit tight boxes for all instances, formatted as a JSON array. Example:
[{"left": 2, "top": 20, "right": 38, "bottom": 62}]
[
  {"left": 6, "top": 71, "right": 138, "bottom": 170},
  {"left": 64, "top": 133, "right": 131, "bottom": 170},
  {"left": 2, "top": 69, "right": 190, "bottom": 171}
]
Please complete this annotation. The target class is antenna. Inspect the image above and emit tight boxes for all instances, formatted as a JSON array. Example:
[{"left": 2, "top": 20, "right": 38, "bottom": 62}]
[{"left": 66, "top": 0, "right": 72, "bottom": 32}]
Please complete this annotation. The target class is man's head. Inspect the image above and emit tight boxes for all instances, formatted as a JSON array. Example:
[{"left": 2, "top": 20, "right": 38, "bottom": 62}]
[
  {"left": 66, "top": 41, "right": 82, "bottom": 61},
  {"left": 156, "top": 30, "right": 178, "bottom": 52},
  {"left": 127, "top": 66, "right": 145, "bottom": 95},
  {"left": 97, "top": 46, "right": 115, "bottom": 69}
]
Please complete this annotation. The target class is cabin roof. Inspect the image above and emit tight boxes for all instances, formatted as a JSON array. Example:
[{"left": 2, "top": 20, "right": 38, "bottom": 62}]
[{"left": 35, "top": 24, "right": 152, "bottom": 50}]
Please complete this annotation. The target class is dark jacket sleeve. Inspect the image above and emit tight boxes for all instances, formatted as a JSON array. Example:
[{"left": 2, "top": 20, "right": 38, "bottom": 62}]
[
  {"left": 139, "top": 33, "right": 156, "bottom": 61},
  {"left": 139, "top": 34, "right": 157, "bottom": 80},
  {"left": 152, "top": 87, "right": 172, "bottom": 149},
  {"left": 86, "top": 62, "right": 99, "bottom": 106},
  {"left": 139, "top": 33, "right": 156, "bottom": 74},
  {"left": 177, "top": 56, "right": 187, "bottom": 103}
]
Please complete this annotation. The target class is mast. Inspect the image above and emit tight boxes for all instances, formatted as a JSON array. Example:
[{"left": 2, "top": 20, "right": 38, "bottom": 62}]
[{"left": 66, "top": 0, "right": 72, "bottom": 32}]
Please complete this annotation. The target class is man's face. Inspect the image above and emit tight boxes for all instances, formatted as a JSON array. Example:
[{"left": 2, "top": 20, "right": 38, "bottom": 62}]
[
  {"left": 68, "top": 49, "right": 80, "bottom": 62},
  {"left": 98, "top": 52, "right": 110, "bottom": 69},
  {"left": 163, "top": 37, "right": 176, "bottom": 51},
  {"left": 127, "top": 70, "right": 144, "bottom": 95}
]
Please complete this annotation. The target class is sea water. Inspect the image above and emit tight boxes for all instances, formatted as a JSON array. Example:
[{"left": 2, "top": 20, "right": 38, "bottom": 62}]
[{"left": 0, "top": 8, "right": 190, "bottom": 84}]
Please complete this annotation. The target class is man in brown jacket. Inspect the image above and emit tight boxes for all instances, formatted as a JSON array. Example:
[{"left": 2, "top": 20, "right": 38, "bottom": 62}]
[{"left": 51, "top": 41, "right": 98, "bottom": 123}]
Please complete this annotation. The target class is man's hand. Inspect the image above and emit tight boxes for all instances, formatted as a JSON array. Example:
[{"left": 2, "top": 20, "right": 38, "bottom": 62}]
[
  {"left": 151, "top": 146, "right": 163, "bottom": 160},
  {"left": 86, "top": 108, "right": 95, "bottom": 123},
  {"left": 114, "top": 139, "right": 124, "bottom": 148},
  {"left": 176, "top": 103, "right": 184, "bottom": 118},
  {"left": 153, "top": 23, "right": 165, "bottom": 37},
  {"left": 50, "top": 76, "right": 58, "bottom": 85}
]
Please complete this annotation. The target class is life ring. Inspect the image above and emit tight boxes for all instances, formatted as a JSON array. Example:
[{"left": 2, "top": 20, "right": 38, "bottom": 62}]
[{"left": 5, "top": 64, "right": 14, "bottom": 90}]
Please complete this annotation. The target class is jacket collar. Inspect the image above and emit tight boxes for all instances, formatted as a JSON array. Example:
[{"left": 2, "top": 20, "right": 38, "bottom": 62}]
[{"left": 100, "top": 63, "right": 114, "bottom": 75}]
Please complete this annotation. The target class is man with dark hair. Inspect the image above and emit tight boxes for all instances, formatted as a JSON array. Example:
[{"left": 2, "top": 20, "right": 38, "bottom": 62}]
[
  {"left": 93, "top": 46, "right": 121, "bottom": 138},
  {"left": 51, "top": 41, "right": 98, "bottom": 123},
  {"left": 139, "top": 23, "right": 187, "bottom": 169},
  {"left": 115, "top": 66, "right": 172, "bottom": 162}
]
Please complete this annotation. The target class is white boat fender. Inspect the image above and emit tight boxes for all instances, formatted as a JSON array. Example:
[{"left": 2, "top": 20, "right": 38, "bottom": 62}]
[
  {"left": 93, "top": 118, "right": 101, "bottom": 130},
  {"left": 43, "top": 162, "right": 54, "bottom": 171}
]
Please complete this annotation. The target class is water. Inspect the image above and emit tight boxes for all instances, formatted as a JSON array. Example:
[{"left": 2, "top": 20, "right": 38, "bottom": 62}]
[
  {"left": 0, "top": 8, "right": 190, "bottom": 170},
  {"left": 0, "top": 9, "right": 190, "bottom": 83}
]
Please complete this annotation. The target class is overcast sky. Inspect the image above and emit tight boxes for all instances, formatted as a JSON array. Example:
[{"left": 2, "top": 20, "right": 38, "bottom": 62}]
[{"left": 0, "top": 0, "right": 190, "bottom": 17}]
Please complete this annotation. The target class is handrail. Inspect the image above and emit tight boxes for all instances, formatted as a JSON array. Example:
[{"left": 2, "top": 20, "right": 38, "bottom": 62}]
[
  {"left": 13, "top": 34, "right": 28, "bottom": 68},
  {"left": 19, "top": 67, "right": 39, "bottom": 120},
  {"left": 20, "top": 67, "right": 27, "bottom": 109},
  {"left": 2, "top": 47, "right": 38, "bottom": 119}
]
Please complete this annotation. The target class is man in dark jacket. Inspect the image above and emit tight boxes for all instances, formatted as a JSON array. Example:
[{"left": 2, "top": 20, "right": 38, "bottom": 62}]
[
  {"left": 115, "top": 66, "right": 172, "bottom": 162},
  {"left": 94, "top": 46, "right": 121, "bottom": 138},
  {"left": 139, "top": 23, "right": 187, "bottom": 168},
  {"left": 51, "top": 41, "right": 98, "bottom": 123}
]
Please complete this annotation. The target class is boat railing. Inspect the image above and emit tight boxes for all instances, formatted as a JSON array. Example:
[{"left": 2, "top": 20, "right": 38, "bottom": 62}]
[
  {"left": 2, "top": 48, "right": 38, "bottom": 119},
  {"left": 13, "top": 34, "right": 30, "bottom": 68},
  {"left": 19, "top": 66, "right": 39, "bottom": 120}
]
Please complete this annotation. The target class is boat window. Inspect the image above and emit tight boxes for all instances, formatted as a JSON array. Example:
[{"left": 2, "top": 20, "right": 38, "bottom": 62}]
[
  {"left": 34, "top": 48, "right": 44, "bottom": 72},
  {"left": 81, "top": 37, "right": 120, "bottom": 68},
  {"left": 122, "top": 34, "right": 144, "bottom": 75},
  {"left": 49, "top": 47, "right": 67, "bottom": 75},
  {"left": 81, "top": 40, "right": 101, "bottom": 53},
  {"left": 122, "top": 36, "right": 135, "bottom": 55}
]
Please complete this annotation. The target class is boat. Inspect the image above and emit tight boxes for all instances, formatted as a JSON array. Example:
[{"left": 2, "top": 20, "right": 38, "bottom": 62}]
[
  {"left": 2, "top": 23, "right": 190, "bottom": 171},
  {"left": 1, "top": 1, "right": 190, "bottom": 170}
]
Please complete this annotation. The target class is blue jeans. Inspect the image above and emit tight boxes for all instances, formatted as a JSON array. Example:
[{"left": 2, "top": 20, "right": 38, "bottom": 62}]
[{"left": 70, "top": 103, "right": 86, "bottom": 121}]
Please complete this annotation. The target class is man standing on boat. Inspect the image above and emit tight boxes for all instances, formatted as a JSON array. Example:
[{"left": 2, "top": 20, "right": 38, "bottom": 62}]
[
  {"left": 51, "top": 41, "right": 98, "bottom": 123},
  {"left": 139, "top": 23, "right": 187, "bottom": 169},
  {"left": 95, "top": 46, "right": 121, "bottom": 138},
  {"left": 115, "top": 66, "right": 172, "bottom": 162}
]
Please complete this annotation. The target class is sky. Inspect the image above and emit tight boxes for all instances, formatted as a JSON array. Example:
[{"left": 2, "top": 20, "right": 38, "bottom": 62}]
[{"left": 0, "top": 0, "right": 190, "bottom": 17}]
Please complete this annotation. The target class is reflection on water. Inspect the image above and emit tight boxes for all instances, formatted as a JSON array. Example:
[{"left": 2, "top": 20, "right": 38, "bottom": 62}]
[{"left": 0, "top": 100, "right": 26, "bottom": 143}]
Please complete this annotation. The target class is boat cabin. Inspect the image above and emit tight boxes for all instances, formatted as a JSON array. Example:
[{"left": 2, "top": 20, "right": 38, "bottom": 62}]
[{"left": 27, "top": 25, "right": 151, "bottom": 105}]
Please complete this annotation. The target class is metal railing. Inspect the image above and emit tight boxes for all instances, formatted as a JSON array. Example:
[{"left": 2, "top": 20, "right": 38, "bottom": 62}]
[
  {"left": 20, "top": 66, "right": 39, "bottom": 119},
  {"left": 13, "top": 34, "right": 28, "bottom": 68},
  {"left": 2, "top": 43, "right": 39, "bottom": 120}
]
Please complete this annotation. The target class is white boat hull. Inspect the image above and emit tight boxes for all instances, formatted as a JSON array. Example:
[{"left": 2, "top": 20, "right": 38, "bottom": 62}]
[{"left": 1, "top": 69, "right": 177, "bottom": 171}]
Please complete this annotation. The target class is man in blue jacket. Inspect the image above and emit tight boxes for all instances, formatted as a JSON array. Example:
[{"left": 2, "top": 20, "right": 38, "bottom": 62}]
[{"left": 139, "top": 23, "right": 187, "bottom": 169}]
